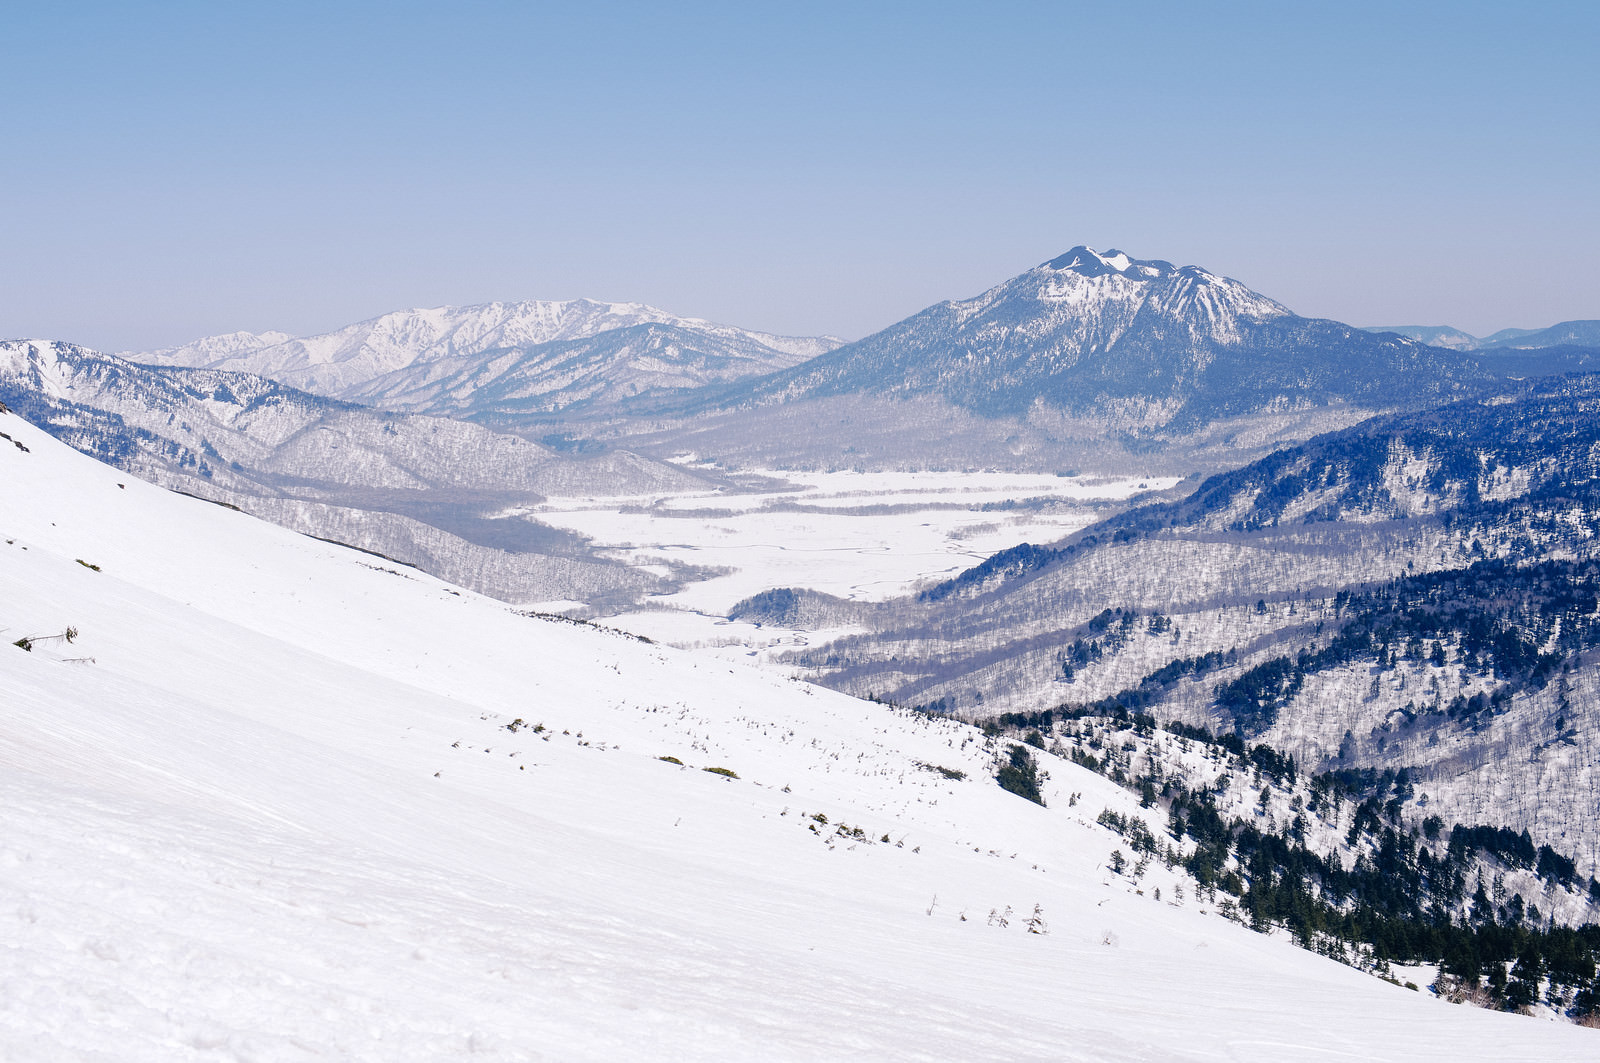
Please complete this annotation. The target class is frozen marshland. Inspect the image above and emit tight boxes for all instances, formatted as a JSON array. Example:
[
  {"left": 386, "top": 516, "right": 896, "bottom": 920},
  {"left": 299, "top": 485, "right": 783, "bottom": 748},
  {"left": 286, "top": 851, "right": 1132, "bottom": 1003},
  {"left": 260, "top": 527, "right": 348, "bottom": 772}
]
[
  {"left": 527, "top": 467, "right": 1179, "bottom": 654},
  {"left": 2, "top": 408, "right": 1592, "bottom": 1060}
]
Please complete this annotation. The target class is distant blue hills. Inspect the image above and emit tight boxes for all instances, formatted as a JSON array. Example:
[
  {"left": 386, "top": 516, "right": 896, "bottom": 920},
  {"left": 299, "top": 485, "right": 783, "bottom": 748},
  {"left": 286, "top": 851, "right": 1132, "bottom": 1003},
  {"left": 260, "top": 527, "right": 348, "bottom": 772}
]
[{"left": 1363, "top": 320, "right": 1600, "bottom": 351}]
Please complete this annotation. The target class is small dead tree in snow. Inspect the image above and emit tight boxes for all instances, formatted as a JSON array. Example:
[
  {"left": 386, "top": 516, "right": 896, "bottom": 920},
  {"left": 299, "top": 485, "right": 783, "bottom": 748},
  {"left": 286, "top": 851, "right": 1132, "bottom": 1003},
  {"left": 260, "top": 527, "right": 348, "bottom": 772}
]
[{"left": 13, "top": 626, "right": 78, "bottom": 652}]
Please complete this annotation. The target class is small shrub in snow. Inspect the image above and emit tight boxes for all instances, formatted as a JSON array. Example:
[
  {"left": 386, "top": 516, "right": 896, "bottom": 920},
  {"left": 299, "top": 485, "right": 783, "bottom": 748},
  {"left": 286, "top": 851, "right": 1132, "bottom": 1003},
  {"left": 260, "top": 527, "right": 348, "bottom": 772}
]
[
  {"left": 996, "top": 744, "right": 1045, "bottom": 806},
  {"left": 703, "top": 766, "right": 738, "bottom": 779}
]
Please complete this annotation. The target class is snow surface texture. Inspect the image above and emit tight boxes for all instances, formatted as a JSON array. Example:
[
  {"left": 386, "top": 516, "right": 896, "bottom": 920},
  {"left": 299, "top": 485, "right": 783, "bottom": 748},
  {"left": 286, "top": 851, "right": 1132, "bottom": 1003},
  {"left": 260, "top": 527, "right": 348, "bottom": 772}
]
[{"left": 2, "top": 408, "right": 1593, "bottom": 1059}]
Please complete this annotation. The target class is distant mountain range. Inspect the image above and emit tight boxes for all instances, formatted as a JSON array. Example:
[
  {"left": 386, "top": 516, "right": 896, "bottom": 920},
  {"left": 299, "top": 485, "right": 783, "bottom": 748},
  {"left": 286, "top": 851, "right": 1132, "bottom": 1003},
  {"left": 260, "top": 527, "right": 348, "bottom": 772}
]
[
  {"left": 15, "top": 243, "right": 1597, "bottom": 496},
  {"left": 0, "top": 338, "right": 723, "bottom": 606},
  {"left": 702, "top": 247, "right": 1500, "bottom": 431},
  {"left": 131, "top": 299, "right": 840, "bottom": 415},
  {"left": 12, "top": 245, "right": 1600, "bottom": 882},
  {"left": 121, "top": 251, "right": 1599, "bottom": 463},
  {"left": 574, "top": 247, "right": 1597, "bottom": 470},
  {"left": 13, "top": 247, "right": 1600, "bottom": 1034},
  {"left": 1365, "top": 320, "right": 1600, "bottom": 351}
]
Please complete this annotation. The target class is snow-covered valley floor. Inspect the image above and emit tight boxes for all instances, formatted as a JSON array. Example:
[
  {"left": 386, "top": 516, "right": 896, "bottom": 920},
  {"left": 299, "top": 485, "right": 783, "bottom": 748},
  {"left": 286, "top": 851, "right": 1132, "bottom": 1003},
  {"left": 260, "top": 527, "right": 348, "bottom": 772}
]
[
  {"left": 528, "top": 468, "right": 1178, "bottom": 658},
  {"left": 1, "top": 409, "right": 1593, "bottom": 1060}
]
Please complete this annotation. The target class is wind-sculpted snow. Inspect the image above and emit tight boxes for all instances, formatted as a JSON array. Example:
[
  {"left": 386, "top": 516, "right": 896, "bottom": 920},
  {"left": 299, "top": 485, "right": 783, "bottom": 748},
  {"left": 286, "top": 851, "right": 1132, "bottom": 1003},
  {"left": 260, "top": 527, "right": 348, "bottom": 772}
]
[
  {"left": 793, "top": 378, "right": 1600, "bottom": 877},
  {"left": 5, "top": 407, "right": 1597, "bottom": 1057}
]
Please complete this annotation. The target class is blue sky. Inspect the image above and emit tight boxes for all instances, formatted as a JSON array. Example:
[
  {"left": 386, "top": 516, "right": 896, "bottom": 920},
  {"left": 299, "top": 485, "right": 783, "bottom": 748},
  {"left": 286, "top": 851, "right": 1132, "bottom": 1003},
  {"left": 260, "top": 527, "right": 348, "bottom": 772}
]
[{"left": 3, "top": 1, "right": 1595, "bottom": 348}]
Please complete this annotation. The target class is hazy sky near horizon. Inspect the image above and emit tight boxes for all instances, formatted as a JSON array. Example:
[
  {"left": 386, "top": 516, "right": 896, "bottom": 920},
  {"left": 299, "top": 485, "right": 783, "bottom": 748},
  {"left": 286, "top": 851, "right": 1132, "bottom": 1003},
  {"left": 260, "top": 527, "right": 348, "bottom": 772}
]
[{"left": 3, "top": 1, "right": 1595, "bottom": 350}]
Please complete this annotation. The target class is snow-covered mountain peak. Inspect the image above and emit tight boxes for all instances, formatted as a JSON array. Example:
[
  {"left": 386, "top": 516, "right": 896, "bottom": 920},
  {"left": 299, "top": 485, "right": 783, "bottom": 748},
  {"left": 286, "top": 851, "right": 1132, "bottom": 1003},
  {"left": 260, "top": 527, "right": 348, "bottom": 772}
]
[
  {"left": 1007, "top": 248, "right": 1295, "bottom": 343},
  {"left": 1, "top": 339, "right": 93, "bottom": 399},
  {"left": 127, "top": 329, "right": 294, "bottom": 365},
  {"left": 3, "top": 338, "right": 78, "bottom": 358},
  {"left": 988, "top": 245, "right": 1293, "bottom": 330},
  {"left": 1036, "top": 246, "right": 1284, "bottom": 307},
  {"left": 128, "top": 299, "right": 841, "bottom": 407},
  {"left": 740, "top": 247, "right": 1465, "bottom": 427},
  {"left": 1043, "top": 245, "right": 1165, "bottom": 277}
]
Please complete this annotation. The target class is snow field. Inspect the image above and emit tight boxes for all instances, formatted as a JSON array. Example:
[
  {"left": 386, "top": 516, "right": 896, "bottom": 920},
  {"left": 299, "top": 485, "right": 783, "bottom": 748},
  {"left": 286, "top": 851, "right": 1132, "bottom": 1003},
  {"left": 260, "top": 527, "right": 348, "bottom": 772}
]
[
  {"left": 1, "top": 411, "right": 1593, "bottom": 1060},
  {"left": 527, "top": 470, "right": 1177, "bottom": 656}
]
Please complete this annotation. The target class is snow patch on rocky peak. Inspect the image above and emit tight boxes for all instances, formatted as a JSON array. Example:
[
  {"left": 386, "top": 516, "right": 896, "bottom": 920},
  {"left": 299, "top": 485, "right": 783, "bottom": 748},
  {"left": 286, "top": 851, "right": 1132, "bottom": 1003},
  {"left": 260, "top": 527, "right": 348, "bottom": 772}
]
[
  {"left": 996, "top": 247, "right": 1294, "bottom": 341},
  {"left": 1038, "top": 247, "right": 1289, "bottom": 316},
  {"left": 1045, "top": 246, "right": 1154, "bottom": 276}
]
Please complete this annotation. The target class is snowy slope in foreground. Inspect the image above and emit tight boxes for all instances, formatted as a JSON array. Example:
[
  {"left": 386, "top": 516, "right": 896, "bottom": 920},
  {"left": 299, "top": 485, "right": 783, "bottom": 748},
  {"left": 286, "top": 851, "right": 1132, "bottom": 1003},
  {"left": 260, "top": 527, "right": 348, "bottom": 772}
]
[{"left": 0, "top": 411, "right": 1591, "bottom": 1061}]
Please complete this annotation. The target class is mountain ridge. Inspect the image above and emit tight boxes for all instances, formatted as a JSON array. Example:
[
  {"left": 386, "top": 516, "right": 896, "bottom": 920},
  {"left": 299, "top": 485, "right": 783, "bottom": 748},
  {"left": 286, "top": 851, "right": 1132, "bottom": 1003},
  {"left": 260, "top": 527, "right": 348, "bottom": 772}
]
[
  {"left": 0, "top": 338, "right": 718, "bottom": 606},
  {"left": 1365, "top": 320, "right": 1600, "bottom": 351},
  {"left": 646, "top": 246, "right": 1498, "bottom": 436},
  {"left": 130, "top": 298, "right": 842, "bottom": 412},
  {"left": 783, "top": 375, "right": 1600, "bottom": 876},
  {"left": 115, "top": 252, "right": 1599, "bottom": 465}
]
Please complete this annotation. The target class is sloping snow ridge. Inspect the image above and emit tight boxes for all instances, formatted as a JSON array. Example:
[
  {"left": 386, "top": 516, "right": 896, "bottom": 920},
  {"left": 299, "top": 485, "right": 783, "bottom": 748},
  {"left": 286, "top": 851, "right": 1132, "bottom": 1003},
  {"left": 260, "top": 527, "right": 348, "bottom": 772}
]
[
  {"left": 1, "top": 408, "right": 1591, "bottom": 1061},
  {"left": 0, "top": 338, "right": 717, "bottom": 607}
]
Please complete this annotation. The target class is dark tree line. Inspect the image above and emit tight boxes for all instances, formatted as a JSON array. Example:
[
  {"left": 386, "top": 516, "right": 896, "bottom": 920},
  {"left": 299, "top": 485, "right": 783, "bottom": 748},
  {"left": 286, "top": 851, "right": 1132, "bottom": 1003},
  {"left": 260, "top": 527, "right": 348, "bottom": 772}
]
[
  {"left": 1213, "top": 556, "right": 1600, "bottom": 733},
  {"left": 1015, "top": 708, "right": 1600, "bottom": 1018}
]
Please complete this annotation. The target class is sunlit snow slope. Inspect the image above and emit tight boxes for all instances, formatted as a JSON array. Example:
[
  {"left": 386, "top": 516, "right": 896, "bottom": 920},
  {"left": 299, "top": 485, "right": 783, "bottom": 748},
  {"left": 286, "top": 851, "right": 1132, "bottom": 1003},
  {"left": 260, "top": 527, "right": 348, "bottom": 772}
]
[{"left": 0, "top": 408, "right": 1591, "bottom": 1061}]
